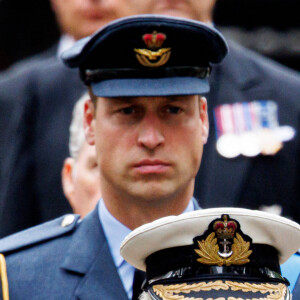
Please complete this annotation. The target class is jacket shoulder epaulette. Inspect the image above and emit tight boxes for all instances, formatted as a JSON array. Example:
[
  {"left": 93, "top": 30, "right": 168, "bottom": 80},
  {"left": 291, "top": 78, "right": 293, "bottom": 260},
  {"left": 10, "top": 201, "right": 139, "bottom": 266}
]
[{"left": 0, "top": 214, "right": 80, "bottom": 254}]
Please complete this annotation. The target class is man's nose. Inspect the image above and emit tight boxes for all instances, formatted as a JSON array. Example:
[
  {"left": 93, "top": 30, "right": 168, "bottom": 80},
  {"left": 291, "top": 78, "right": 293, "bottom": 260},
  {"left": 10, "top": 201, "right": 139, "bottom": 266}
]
[{"left": 137, "top": 113, "right": 165, "bottom": 150}]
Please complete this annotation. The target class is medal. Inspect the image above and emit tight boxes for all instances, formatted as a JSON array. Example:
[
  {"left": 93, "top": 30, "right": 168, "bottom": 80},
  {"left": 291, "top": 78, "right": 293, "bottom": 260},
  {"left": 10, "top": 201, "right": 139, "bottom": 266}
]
[
  {"left": 216, "top": 133, "right": 241, "bottom": 159},
  {"left": 257, "top": 101, "right": 282, "bottom": 155},
  {"left": 214, "top": 100, "right": 295, "bottom": 158},
  {"left": 274, "top": 125, "right": 296, "bottom": 142},
  {"left": 214, "top": 104, "right": 241, "bottom": 158},
  {"left": 259, "top": 128, "right": 283, "bottom": 155}
]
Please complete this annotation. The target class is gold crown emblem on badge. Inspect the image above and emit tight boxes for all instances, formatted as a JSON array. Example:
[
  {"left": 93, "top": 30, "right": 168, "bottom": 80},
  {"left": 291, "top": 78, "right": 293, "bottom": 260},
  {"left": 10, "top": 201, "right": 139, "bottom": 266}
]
[
  {"left": 134, "top": 31, "right": 171, "bottom": 68},
  {"left": 213, "top": 214, "right": 237, "bottom": 239}
]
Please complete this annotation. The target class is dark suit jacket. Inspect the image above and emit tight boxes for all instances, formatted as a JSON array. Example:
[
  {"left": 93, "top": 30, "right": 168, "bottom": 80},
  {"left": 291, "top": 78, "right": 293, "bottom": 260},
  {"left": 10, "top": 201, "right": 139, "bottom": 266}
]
[
  {"left": 194, "top": 42, "right": 300, "bottom": 222},
  {"left": 0, "top": 41, "right": 299, "bottom": 238},
  {"left": 0, "top": 56, "right": 86, "bottom": 236},
  {"left": 0, "top": 207, "right": 129, "bottom": 300},
  {"left": 0, "top": 46, "right": 57, "bottom": 186},
  {"left": 0, "top": 43, "right": 57, "bottom": 193}
]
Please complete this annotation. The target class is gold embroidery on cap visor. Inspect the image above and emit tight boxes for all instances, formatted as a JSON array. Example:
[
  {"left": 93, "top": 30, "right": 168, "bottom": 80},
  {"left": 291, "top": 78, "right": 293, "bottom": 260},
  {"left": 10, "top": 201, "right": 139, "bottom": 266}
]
[
  {"left": 134, "top": 31, "right": 171, "bottom": 67},
  {"left": 152, "top": 281, "right": 288, "bottom": 300}
]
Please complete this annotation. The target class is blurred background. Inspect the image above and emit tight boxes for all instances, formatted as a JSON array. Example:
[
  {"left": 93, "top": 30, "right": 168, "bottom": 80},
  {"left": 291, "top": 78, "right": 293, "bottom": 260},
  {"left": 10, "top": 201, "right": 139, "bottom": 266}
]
[{"left": 0, "top": 0, "right": 300, "bottom": 71}]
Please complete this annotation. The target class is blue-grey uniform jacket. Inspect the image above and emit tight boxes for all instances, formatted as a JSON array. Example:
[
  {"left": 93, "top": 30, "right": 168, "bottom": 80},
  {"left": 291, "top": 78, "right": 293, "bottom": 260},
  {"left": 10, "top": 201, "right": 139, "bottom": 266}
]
[
  {"left": 0, "top": 207, "right": 128, "bottom": 300},
  {"left": 293, "top": 274, "right": 300, "bottom": 298}
]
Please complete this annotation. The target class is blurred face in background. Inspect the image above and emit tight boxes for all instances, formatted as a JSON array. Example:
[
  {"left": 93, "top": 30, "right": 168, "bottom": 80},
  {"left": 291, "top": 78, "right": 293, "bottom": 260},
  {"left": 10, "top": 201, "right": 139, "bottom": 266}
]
[
  {"left": 51, "top": 0, "right": 216, "bottom": 41},
  {"left": 130, "top": 0, "right": 216, "bottom": 23},
  {"left": 62, "top": 142, "right": 101, "bottom": 218},
  {"left": 50, "top": 0, "right": 137, "bottom": 40}
]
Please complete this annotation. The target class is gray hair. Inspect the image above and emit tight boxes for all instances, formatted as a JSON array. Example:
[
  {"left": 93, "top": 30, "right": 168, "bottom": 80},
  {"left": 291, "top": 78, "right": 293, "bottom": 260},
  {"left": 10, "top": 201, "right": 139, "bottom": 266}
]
[{"left": 69, "top": 92, "right": 90, "bottom": 159}]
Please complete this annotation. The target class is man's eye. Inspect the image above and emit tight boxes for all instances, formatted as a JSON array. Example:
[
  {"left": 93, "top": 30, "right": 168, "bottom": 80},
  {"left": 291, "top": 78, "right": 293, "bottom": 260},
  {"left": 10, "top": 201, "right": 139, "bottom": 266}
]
[
  {"left": 120, "top": 107, "right": 135, "bottom": 115},
  {"left": 167, "top": 106, "right": 182, "bottom": 114}
]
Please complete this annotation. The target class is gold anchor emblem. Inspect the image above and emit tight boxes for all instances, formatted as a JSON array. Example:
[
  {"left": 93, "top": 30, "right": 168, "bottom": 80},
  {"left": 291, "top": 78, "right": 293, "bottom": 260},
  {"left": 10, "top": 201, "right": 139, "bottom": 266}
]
[{"left": 134, "top": 31, "right": 171, "bottom": 68}]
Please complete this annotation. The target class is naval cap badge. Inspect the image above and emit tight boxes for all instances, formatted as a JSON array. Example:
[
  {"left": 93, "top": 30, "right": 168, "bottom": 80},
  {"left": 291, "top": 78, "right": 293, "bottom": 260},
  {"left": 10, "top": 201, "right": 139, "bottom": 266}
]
[
  {"left": 134, "top": 31, "right": 171, "bottom": 67},
  {"left": 194, "top": 214, "right": 253, "bottom": 266}
]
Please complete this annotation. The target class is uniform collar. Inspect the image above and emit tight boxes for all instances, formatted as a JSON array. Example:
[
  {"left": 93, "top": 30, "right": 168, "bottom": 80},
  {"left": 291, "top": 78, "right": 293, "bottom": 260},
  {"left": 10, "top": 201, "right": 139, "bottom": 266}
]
[
  {"left": 60, "top": 205, "right": 129, "bottom": 300},
  {"left": 57, "top": 34, "right": 76, "bottom": 57},
  {"left": 99, "top": 198, "right": 195, "bottom": 268},
  {"left": 99, "top": 199, "right": 131, "bottom": 268}
]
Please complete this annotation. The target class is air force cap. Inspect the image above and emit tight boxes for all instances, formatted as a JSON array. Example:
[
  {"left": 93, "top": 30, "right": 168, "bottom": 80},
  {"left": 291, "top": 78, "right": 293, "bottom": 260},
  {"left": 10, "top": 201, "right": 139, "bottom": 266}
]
[
  {"left": 62, "top": 15, "right": 228, "bottom": 97},
  {"left": 121, "top": 208, "right": 300, "bottom": 299}
]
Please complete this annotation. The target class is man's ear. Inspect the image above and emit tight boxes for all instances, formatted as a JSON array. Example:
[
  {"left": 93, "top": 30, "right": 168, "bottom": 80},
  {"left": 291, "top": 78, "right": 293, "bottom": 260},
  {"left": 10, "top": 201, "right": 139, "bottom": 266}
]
[
  {"left": 199, "top": 97, "right": 209, "bottom": 144},
  {"left": 61, "top": 158, "right": 75, "bottom": 202},
  {"left": 84, "top": 99, "right": 96, "bottom": 145}
]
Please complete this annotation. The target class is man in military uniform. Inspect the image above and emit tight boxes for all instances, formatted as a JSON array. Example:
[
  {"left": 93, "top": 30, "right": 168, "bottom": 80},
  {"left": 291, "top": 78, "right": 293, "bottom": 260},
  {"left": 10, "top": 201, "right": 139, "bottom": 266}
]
[
  {"left": 0, "top": 15, "right": 227, "bottom": 299},
  {"left": 0, "top": 14, "right": 299, "bottom": 300},
  {"left": 1, "top": 0, "right": 300, "bottom": 242}
]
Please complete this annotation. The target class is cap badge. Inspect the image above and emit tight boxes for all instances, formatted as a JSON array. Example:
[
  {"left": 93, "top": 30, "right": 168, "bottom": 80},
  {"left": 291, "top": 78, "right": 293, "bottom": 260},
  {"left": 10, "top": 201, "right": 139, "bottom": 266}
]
[
  {"left": 194, "top": 214, "right": 252, "bottom": 266},
  {"left": 134, "top": 31, "right": 171, "bottom": 67}
]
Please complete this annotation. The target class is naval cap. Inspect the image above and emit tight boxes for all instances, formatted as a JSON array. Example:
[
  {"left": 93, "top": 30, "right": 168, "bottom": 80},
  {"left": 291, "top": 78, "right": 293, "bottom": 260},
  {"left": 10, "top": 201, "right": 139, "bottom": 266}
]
[
  {"left": 121, "top": 208, "right": 300, "bottom": 299},
  {"left": 61, "top": 14, "right": 228, "bottom": 98}
]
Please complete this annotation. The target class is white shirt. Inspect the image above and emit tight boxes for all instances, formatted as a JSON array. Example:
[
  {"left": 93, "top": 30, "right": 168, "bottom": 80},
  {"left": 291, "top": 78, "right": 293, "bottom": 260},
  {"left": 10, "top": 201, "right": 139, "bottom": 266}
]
[
  {"left": 98, "top": 198, "right": 195, "bottom": 299},
  {"left": 56, "top": 34, "right": 76, "bottom": 57}
]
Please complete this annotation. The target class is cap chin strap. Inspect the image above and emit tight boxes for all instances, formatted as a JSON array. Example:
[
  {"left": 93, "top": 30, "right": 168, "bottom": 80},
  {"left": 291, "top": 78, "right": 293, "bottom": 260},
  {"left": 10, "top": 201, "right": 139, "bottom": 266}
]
[{"left": 0, "top": 254, "right": 9, "bottom": 300}]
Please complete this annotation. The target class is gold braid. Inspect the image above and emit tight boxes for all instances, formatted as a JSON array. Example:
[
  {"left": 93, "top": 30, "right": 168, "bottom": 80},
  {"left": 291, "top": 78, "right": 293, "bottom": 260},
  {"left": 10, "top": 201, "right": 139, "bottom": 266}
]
[{"left": 0, "top": 254, "right": 9, "bottom": 300}]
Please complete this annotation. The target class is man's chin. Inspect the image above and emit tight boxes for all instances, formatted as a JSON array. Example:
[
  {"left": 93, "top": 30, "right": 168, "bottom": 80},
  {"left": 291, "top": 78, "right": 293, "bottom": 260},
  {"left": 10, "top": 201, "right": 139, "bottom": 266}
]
[{"left": 127, "top": 182, "right": 179, "bottom": 203}]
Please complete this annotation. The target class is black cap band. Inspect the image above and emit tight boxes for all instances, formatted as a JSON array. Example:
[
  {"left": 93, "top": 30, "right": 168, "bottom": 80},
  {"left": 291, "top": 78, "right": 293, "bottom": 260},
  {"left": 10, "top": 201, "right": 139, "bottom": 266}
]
[
  {"left": 145, "top": 244, "right": 281, "bottom": 280},
  {"left": 82, "top": 66, "right": 211, "bottom": 85}
]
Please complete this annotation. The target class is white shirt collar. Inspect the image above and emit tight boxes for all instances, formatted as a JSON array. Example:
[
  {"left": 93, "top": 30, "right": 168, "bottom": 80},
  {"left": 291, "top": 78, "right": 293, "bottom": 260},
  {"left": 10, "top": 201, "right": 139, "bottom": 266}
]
[
  {"left": 57, "top": 34, "right": 76, "bottom": 57},
  {"left": 99, "top": 199, "right": 131, "bottom": 267}
]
